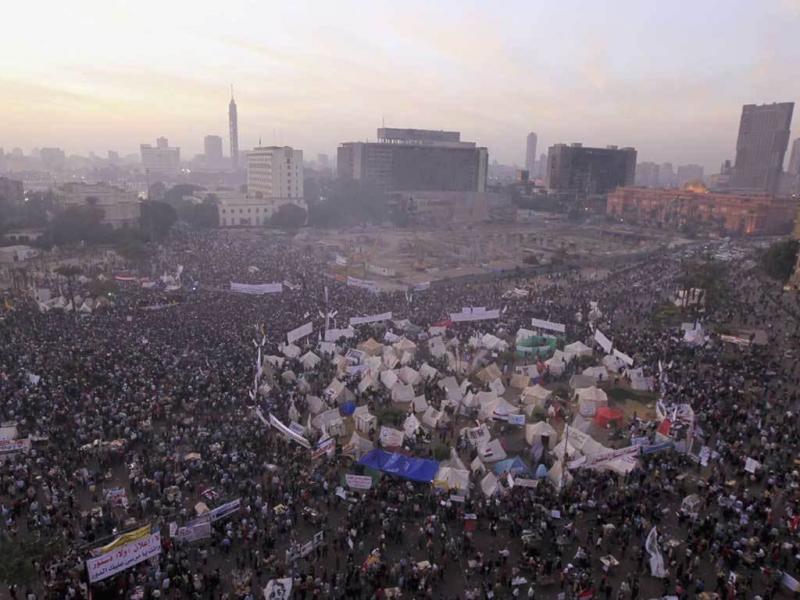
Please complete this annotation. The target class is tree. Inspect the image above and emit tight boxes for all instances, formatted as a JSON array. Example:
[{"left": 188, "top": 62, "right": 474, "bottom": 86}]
[
  {"left": 46, "top": 204, "right": 110, "bottom": 246},
  {"left": 164, "top": 184, "right": 204, "bottom": 205},
  {"left": 140, "top": 200, "right": 177, "bottom": 241},
  {"left": 761, "top": 238, "right": 799, "bottom": 282},
  {"left": 55, "top": 264, "right": 83, "bottom": 315},
  {"left": 270, "top": 203, "right": 307, "bottom": 230}
]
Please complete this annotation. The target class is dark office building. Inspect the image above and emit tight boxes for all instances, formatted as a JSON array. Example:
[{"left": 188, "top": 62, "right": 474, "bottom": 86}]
[
  {"left": 337, "top": 128, "right": 488, "bottom": 192},
  {"left": 730, "top": 102, "right": 794, "bottom": 194},
  {"left": 546, "top": 143, "right": 636, "bottom": 196}
]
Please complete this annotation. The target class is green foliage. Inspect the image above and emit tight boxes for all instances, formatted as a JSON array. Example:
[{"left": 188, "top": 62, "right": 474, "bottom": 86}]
[
  {"left": 0, "top": 533, "right": 66, "bottom": 586},
  {"left": 307, "top": 179, "right": 387, "bottom": 228},
  {"left": 140, "top": 200, "right": 177, "bottom": 240},
  {"left": 376, "top": 406, "right": 406, "bottom": 427},
  {"left": 431, "top": 442, "right": 450, "bottom": 461},
  {"left": 760, "top": 238, "right": 799, "bottom": 282},
  {"left": 43, "top": 203, "right": 112, "bottom": 246},
  {"left": 270, "top": 203, "right": 307, "bottom": 230}
]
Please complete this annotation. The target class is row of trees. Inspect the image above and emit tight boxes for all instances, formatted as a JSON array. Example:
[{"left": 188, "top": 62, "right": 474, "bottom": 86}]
[{"left": 760, "top": 238, "right": 799, "bottom": 282}]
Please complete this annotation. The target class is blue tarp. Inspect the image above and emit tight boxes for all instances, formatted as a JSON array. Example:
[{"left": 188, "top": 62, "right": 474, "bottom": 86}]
[
  {"left": 340, "top": 402, "right": 356, "bottom": 416},
  {"left": 535, "top": 464, "right": 548, "bottom": 479},
  {"left": 358, "top": 449, "right": 440, "bottom": 483},
  {"left": 492, "top": 456, "right": 530, "bottom": 476}
]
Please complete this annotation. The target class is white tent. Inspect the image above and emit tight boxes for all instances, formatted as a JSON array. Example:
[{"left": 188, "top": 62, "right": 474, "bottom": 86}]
[
  {"left": 510, "top": 373, "right": 530, "bottom": 390},
  {"left": 545, "top": 349, "right": 570, "bottom": 376},
  {"left": 438, "top": 376, "right": 461, "bottom": 402},
  {"left": 280, "top": 343, "right": 302, "bottom": 359},
  {"left": 520, "top": 385, "right": 552, "bottom": 408},
  {"left": 564, "top": 341, "right": 592, "bottom": 359},
  {"left": 419, "top": 363, "right": 438, "bottom": 382},
  {"left": 422, "top": 406, "right": 445, "bottom": 429},
  {"left": 480, "top": 472, "right": 499, "bottom": 496},
  {"left": 391, "top": 383, "right": 415, "bottom": 403},
  {"left": 358, "top": 338, "right": 384, "bottom": 356},
  {"left": 307, "top": 395, "right": 325, "bottom": 415},
  {"left": 582, "top": 366, "right": 608, "bottom": 382},
  {"left": 355, "top": 410, "right": 378, "bottom": 435},
  {"left": 525, "top": 421, "right": 558, "bottom": 448},
  {"left": 403, "top": 413, "right": 421, "bottom": 438},
  {"left": 479, "top": 397, "right": 519, "bottom": 422},
  {"left": 358, "top": 374, "right": 376, "bottom": 394},
  {"left": 300, "top": 351, "right": 321, "bottom": 370},
  {"left": 480, "top": 333, "right": 508, "bottom": 351},
  {"left": 413, "top": 395, "right": 429, "bottom": 414},
  {"left": 394, "top": 337, "right": 417, "bottom": 353},
  {"left": 575, "top": 386, "right": 608, "bottom": 406},
  {"left": 428, "top": 337, "right": 447, "bottom": 358},
  {"left": 317, "top": 341, "right": 337, "bottom": 356},
  {"left": 343, "top": 431, "right": 374, "bottom": 459},
  {"left": 398, "top": 366, "right": 421, "bottom": 386},
  {"left": 281, "top": 370, "right": 297, "bottom": 383},
  {"left": 602, "top": 354, "right": 626, "bottom": 373},
  {"left": 380, "top": 370, "right": 399, "bottom": 390},
  {"left": 470, "top": 455, "right": 487, "bottom": 474},
  {"left": 379, "top": 426, "right": 404, "bottom": 448},
  {"left": 265, "top": 355, "right": 285, "bottom": 368},
  {"left": 434, "top": 467, "right": 470, "bottom": 493},
  {"left": 477, "top": 363, "right": 503, "bottom": 384},
  {"left": 382, "top": 348, "right": 399, "bottom": 370},
  {"left": 312, "top": 408, "right": 345, "bottom": 437},
  {"left": 489, "top": 378, "right": 506, "bottom": 395},
  {"left": 478, "top": 439, "right": 507, "bottom": 463},
  {"left": 324, "top": 378, "right": 354, "bottom": 405}
]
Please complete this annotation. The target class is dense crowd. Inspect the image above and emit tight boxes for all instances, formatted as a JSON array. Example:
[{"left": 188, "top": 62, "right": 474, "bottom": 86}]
[{"left": 1, "top": 230, "right": 800, "bottom": 600}]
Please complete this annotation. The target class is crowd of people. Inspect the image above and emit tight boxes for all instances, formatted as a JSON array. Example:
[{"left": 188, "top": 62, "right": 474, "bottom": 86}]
[{"left": 1, "top": 229, "right": 800, "bottom": 600}]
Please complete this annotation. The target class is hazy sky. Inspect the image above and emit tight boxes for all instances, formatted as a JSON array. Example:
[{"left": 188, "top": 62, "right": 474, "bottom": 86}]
[{"left": 2, "top": 0, "right": 799, "bottom": 171}]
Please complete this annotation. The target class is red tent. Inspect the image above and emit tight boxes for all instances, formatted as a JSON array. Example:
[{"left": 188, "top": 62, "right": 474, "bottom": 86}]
[{"left": 594, "top": 407, "right": 624, "bottom": 428}]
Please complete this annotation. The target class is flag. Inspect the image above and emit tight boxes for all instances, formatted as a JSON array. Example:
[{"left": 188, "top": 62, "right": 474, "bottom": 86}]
[
  {"left": 645, "top": 526, "right": 667, "bottom": 578},
  {"left": 264, "top": 577, "right": 293, "bottom": 599}
]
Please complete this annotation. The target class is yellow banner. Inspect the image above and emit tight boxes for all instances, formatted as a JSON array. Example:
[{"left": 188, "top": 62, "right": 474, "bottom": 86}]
[{"left": 94, "top": 524, "right": 150, "bottom": 555}]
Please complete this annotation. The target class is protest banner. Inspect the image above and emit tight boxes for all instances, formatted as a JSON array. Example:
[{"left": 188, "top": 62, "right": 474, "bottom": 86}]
[
  {"left": 311, "top": 437, "right": 335, "bottom": 460},
  {"left": 744, "top": 457, "right": 761, "bottom": 474},
  {"left": 264, "top": 577, "right": 293, "bottom": 599},
  {"left": 86, "top": 531, "right": 161, "bottom": 583},
  {"left": 366, "top": 263, "right": 396, "bottom": 277},
  {"left": 345, "top": 474, "right": 373, "bottom": 490},
  {"left": 645, "top": 526, "right": 667, "bottom": 578},
  {"left": 104, "top": 487, "right": 129, "bottom": 508},
  {"left": 349, "top": 311, "right": 393, "bottom": 326},
  {"left": 613, "top": 348, "right": 634, "bottom": 367},
  {"left": 594, "top": 329, "right": 613, "bottom": 353},
  {"left": 507, "top": 414, "right": 525, "bottom": 426},
  {"left": 229, "top": 282, "right": 282, "bottom": 295},
  {"left": 286, "top": 321, "right": 313, "bottom": 344},
  {"left": 208, "top": 498, "right": 240, "bottom": 522},
  {"left": 512, "top": 477, "right": 539, "bottom": 489},
  {"left": 346, "top": 276, "right": 379, "bottom": 293},
  {"left": 531, "top": 318, "right": 566, "bottom": 334},
  {"left": 174, "top": 517, "right": 211, "bottom": 543},
  {"left": 0, "top": 438, "right": 31, "bottom": 454},
  {"left": 265, "top": 412, "right": 311, "bottom": 449},
  {"left": 413, "top": 282, "right": 431, "bottom": 292},
  {"left": 91, "top": 525, "right": 151, "bottom": 556},
  {"left": 379, "top": 426, "right": 404, "bottom": 448},
  {"left": 450, "top": 307, "right": 500, "bottom": 322},
  {"left": 335, "top": 255, "right": 348, "bottom": 266},
  {"left": 325, "top": 328, "right": 355, "bottom": 342}
]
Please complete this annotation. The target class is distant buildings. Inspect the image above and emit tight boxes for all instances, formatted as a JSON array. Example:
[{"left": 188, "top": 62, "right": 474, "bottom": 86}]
[
  {"left": 204, "top": 135, "right": 224, "bottom": 169},
  {"left": 140, "top": 137, "right": 180, "bottom": 176},
  {"left": 337, "top": 128, "right": 488, "bottom": 193},
  {"left": 730, "top": 102, "right": 794, "bottom": 194},
  {"left": 607, "top": 185, "right": 797, "bottom": 236},
  {"left": 635, "top": 162, "right": 660, "bottom": 187},
  {"left": 545, "top": 143, "right": 636, "bottom": 196},
  {"left": 229, "top": 90, "right": 239, "bottom": 170},
  {"left": 56, "top": 182, "right": 141, "bottom": 229},
  {"left": 789, "top": 138, "right": 800, "bottom": 176},
  {"left": 525, "top": 132, "right": 538, "bottom": 176},
  {"left": 676, "top": 164, "right": 704, "bottom": 187},
  {"left": 0, "top": 176, "right": 24, "bottom": 205},
  {"left": 40, "top": 147, "right": 66, "bottom": 171},
  {"left": 659, "top": 163, "right": 676, "bottom": 188}
]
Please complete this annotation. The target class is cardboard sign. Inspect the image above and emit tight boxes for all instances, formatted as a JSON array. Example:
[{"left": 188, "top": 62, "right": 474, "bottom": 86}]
[{"left": 346, "top": 474, "right": 372, "bottom": 490}]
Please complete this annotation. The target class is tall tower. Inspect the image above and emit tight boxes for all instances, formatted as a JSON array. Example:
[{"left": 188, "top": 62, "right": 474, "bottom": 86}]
[
  {"left": 525, "top": 132, "right": 537, "bottom": 175},
  {"left": 730, "top": 102, "right": 793, "bottom": 194},
  {"left": 229, "top": 86, "right": 239, "bottom": 170}
]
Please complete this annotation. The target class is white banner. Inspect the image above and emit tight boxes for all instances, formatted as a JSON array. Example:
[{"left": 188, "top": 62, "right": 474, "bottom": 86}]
[
  {"left": 349, "top": 311, "right": 392, "bottom": 326},
  {"left": 450, "top": 307, "right": 500, "bottom": 322},
  {"left": 325, "top": 328, "right": 355, "bottom": 342},
  {"left": 266, "top": 412, "right": 311, "bottom": 449},
  {"left": 645, "top": 526, "right": 667, "bottom": 578},
  {"left": 531, "top": 318, "right": 566, "bottom": 334},
  {"left": 507, "top": 414, "right": 526, "bottom": 426},
  {"left": 569, "top": 446, "right": 639, "bottom": 470},
  {"left": 512, "top": 477, "right": 539, "bottom": 489},
  {"left": 594, "top": 329, "right": 613, "bottom": 353},
  {"left": 346, "top": 276, "right": 379, "bottom": 293},
  {"left": 0, "top": 438, "right": 31, "bottom": 454},
  {"left": 366, "top": 263, "right": 396, "bottom": 277},
  {"left": 86, "top": 532, "right": 161, "bottom": 583},
  {"left": 335, "top": 255, "right": 348, "bottom": 266},
  {"left": 345, "top": 474, "right": 373, "bottom": 490},
  {"left": 174, "top": 518, "right": 211, "bottom": 543},
  {"left": 208, "top": 498, "right": 241, "bottom": 522},
  {"left": 379, "top": 426, "right": 404, "bottom": 448},
  {"left": 229, "top": 282, "right": 282, "bottom": 295},
  {"left": 287, "top": 321, "right": 313, "bottom": 344},
  {"left": 613, "top": 348, "right": 634, "bottom": 367},
  {"left": 264, "top": 577, "right": 293, "bottom": 600}
]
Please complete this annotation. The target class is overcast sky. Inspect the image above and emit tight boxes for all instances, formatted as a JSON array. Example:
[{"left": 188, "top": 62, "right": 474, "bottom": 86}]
[{"left": 2, "top": 0, "right": 799, "bottom": 172}]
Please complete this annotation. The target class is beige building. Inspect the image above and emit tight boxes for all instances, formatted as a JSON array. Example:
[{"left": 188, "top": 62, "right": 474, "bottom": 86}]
[
  {"left": 140, "top": 137, "right": 181, "bottom": 176},
  {"left": 247, "top": 146, "right": 304, "bottom": 202},
  {"left": 217, "top": 191, "right": 279, "bottom": 227},
  {"left": 57, "top": 182, "right": 141, "bottom": 229}
]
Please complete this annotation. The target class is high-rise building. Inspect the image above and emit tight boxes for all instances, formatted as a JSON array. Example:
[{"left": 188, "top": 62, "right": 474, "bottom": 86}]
[
  {"left": 247, "top": 146, "right": 304, "bottom": 205},
  {"left": 204, "top": 135, "right": 224, "bottom": 169},
  {"left": 545, "top": 143, "right": 636, "bottom": 195},
  {"left": 229, "top": 88, "right": 239, "bottom": 170},
  {"left": 40, "top": 147, "right": 66, "bottom": 171},
  {"left": 0, "top": 176, "right": 24, "bottom": 205},
  {"left": 635, "top": 162, "right": 660, "bottom": 187},
  {"left": 56, "top": 182, "right": 141, "bottom": 229},
  {"left": 730, "top": 102, "right": 794, "bottom": 194},
  {"left": 788, "top": 138, "right": 800, "bottom": 176},
  {"left": 140, "top": 138, "right": 180, "bottom": 176},
  {"left": 659, "top": 163, "right": 676, "bottom": 188},
  {"left": 337, "top": 128, "right": 488, "bottom": 192},
  {"left": 676, "top": 164, "right": 705, "bottom": 188},
  {"left": 525, "top": 132, "right": 538, "bottom": 175}
]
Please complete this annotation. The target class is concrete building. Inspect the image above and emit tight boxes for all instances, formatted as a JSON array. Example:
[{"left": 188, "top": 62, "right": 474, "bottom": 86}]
[
  {"left": 337, "top": 128, "right": 488, "bottom": 193},
  {"left": 545, "top": 143, "right": 636, "bottom": 196},
  {"left": 216, "top": 190, "right": 281, "bottom": 227},
  {"left": 676, "top": 164, "right": 705, "bottom": 187},
  {"left": 229, "top": 90, "right": 239, "bottom": 170},
  {"left": 140, "top": 137, "right": 180, "bottom": 176},
  {"left": 204, "top": 135, "right": 224, "bottom": 169},
  {"left": 730, "top": 102, "right": 794, "bottom": 194},
  {"left": 40, "top": 147, "right": 66, "bottom": 171},
  {"left": 525, "top": 132, "right": 538, "bottom": 176},
  {"left": 56, "top": 182, "right": 141, "bottom": 229},
  {"left": 607, "top": 185, "right": 797, "bottom": 236},
  {"left": 659, "top": 163, "right": 676, "bottom": 188},
  {"left": 0, "top": 176, "right": 24, "bottom": 205},
  {"left": 635, "top": 162, "right": 660, "bottom": 187},
  {"left": 789, "top": 138, "right": 800, "bottom": 176},
  {"left": 245, "top": 146, "right": 305, "bottom": 217}
]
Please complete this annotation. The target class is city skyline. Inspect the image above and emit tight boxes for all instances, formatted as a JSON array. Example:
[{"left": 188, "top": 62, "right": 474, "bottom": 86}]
[{"left": 1, "top": 0, "right": 799, "bottom": 172}]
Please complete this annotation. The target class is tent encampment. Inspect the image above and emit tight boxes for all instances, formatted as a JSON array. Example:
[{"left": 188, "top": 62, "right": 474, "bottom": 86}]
[
  {"left": 358, "top": 449, "right": 439, "bottom": 483},
  {"left": 525, "top": 422, "right": 557, "bottom": 449}
]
